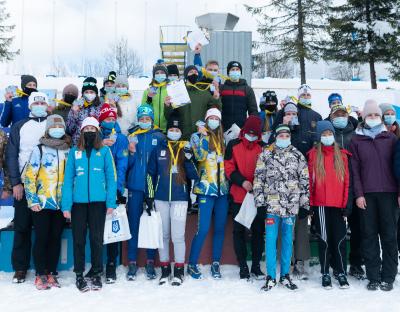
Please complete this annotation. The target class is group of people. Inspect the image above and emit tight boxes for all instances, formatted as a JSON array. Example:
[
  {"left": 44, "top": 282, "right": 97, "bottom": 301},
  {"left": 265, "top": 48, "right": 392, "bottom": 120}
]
[{"left": 1, "top": 47, "right": 400, "bottom": 294}]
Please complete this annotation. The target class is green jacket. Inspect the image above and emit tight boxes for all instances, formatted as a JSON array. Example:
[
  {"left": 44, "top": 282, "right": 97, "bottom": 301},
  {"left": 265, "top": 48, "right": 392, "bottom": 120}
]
[
  {"left": 165, "top": 86, "right": 222, "bottom": 139},
  {"left": 142, "top": 85, "right": 168, "bottom": 132}
]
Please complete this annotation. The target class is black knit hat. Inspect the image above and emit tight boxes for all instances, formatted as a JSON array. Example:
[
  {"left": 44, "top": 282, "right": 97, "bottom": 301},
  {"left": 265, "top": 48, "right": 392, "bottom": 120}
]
[
  {"left": 21, "top": 75, "right": 37, "bottom": 88},
  {"left": 184, "top": 65, "right": 199, "bottom": 80},
  {"left": 103, "top": 71, "right": 117, "bottom": 85},
  {"left": 152, "top": 65, "right": 168, "bottom": 78},
  {"left": 260, "top": 90, "right": 278, "bottom": 110},
  {"left": 167, "top": 64, "right": 180, "bottom": 77},
  {"left": 82, "top": 77, "right": 98, "bottom": 94},
  {"left": 167, "top": 109, "right": 182, "bottom": 131},
  {"left": 227, "top": 61, "right": 242, "bottom": 74}
]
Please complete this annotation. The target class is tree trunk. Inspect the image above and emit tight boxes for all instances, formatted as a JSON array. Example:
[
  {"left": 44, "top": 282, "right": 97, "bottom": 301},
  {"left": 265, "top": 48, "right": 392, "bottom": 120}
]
[
  {"left": 365, "top": 0, "right": 377, "bottom": 89},
  {"left": 369, "top": 56, "right": 377, "bottom": 89},
  {"left": 297, "top": 0, "right": 306, "bottom": 84}
]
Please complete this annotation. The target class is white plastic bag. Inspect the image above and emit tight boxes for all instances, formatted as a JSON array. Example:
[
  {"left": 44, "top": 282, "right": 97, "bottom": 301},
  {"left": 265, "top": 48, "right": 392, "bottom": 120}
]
[
  {"left": 103, "top": 204, "right": 132, "bottom": 244},
  {"left": 138, "top": 210, "right": 164, "bottom": 249},
  {"left": 234, "top": 192, "right": 257, "bottom": 229},
  {"left": 224, "top": 123, "right": 241, "bottom": 145}
]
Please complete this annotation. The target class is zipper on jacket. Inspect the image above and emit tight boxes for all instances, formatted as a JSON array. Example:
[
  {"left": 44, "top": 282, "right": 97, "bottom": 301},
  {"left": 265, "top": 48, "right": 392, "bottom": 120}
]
[{"left": 87, "top": 151, "right": 91, "bottom": 203}]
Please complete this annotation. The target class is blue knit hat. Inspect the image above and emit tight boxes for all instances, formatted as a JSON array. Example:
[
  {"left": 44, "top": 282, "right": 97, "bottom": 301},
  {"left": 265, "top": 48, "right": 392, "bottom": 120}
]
[
  {"left": 316, "top": 120, "right": 335, "bottom": 141},
  {"left": 137, "top": 104, "right": 154, "bottom": 120},
  {"left": 328, "top": 93, "right": 342, "bottom": 107}
]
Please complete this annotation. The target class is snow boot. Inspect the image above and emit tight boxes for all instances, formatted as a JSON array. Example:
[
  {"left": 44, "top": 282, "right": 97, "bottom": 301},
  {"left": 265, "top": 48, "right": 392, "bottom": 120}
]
[
  {"left": 279, "top": 274, "right": 298, "bottom": 291},
  {"left": 239, "top": 264, "right": 250, "bottom": 280},
  {"left": 251, "top": 264, "right": 265, "bottom": 280},
  {"left": 91, "top": 275, "right": 102, "bottom": 291},
  {"left": 105, "top": 263, "right": 117, "bottom": 284},
  {"left": 337, "top": 273, "right": 350, "bottom": 289},
  {"left": 261, "top": 276, "right": 277, "bottom": 291},
  {"left": 211, "top": 261, "right": 222, "bottom": 279},
  {"left": 12, "top": 271, "right": 27, "bottom": 284},
  {"left": 349, "top": 265, "right": 365, "bottom": 280},
  {"left": 322, "top": 274, "right": 332, "bottom": 290},
  {"left": 159, "top": 264, "right": 171, "bottom": 286},
  {"left": 76, "top": 274, "right": 90, "bottom": 292},
  {"left": 145, "top": 261, "right": 157, "bottom": 280},
  {"left": 367, "top": 280, "right": 380, "bottom": 291},
  {"left": 380, "top": 282, "right": 393, "bottom": 291},
  {"left": 171, "top": 265, "right": 184, "bottom": 286},
  {"left": 187, "top": 264, "right": 202, "bottom": 280},
  {"left": 126, "top": 262, "right": 138, "bottom": 281}
]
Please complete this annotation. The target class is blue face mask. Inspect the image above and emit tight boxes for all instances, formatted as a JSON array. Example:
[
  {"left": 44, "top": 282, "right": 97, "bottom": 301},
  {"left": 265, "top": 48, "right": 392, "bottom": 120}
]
[
  {"left": 365, "top": 118, "right": 382, "bottom": 128},
  {"left": 207, "top": 119, "right": 220, "bottom": 130},
  {"left": 332, "top": 117, "right": 348, "bottom": 129},
  {"left": 244, "top": 133, "right": 257, "bottom": 142},
  {"left": 101, "top": 121, "right": 115, "bottom": 130},
  {"left": 48, "top": 128, "right": 65, "bottom": 139},
  {"left": 299, "top": 98, "right": 312, "bottom": 106},
  {"left": 154, "top": 74, "right": 166, "bottom": 83},
  {"left": 321, "top": 135, "right": 335, "bottom": 146},
  {"left": 31, "top": 105, "right": 48, "bottom": 117},
  {"left": 384, "top": 115, "right": 396, "bottom": 126},
  {"left": 290, "top": 116, "right": 299, "bottom": 126},
  {"left": 229, "top": 71, "right": 241, "bottom": 81},
  {"left": 104, "top": 86, "right": 115, "bottom": 94},
  {"left": 116, "top": 87, "right": 128, "bottom": 95},
  {"left": 276, "top": 138, "right": 291, "bottom": 149},
  {"left": 169, "top": 76, "right": 178, "bottom": 82},
  {"left": 167, "top": 130, "right": 182, "bottom": 141},
  {"left": 139, "top": 121, "right": 152, "bottom": 130}
]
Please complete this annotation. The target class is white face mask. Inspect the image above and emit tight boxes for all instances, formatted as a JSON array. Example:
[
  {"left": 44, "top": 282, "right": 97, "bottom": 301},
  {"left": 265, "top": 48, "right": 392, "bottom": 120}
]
[{"left": 84, "top": 93, "right": 96, "bottom": 102}]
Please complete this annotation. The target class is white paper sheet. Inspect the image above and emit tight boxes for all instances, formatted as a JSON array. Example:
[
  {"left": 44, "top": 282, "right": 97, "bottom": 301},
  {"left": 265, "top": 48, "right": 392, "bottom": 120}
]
[
  {"left": 187, "top": 30, "right": 209, "bottom": 51},
  {"left": 166, "top": 80, "right": 191, "bottom": 108}
]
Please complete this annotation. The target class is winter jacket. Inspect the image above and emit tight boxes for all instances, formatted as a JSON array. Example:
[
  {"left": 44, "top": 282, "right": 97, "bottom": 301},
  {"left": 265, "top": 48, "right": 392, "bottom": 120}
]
[
  {"left": 0, "top": 96, "right": 29, "bottom": 127},
  {"left": 190, "top": 132, "right": 229, "bottom": 197},
  {"left": 350, "top": 127, "right": 398, "bottom": 198},
  {"left": 259, "top": 110, "right": 277, "bottom": 143},
  {"left": 61, "top": 146, "right": 117, "bottom": 212},
  {"left": 0, "top": 129, "right": 11, "bottom": 192},
  {"left": 146, "top": 139, "right": 198, "bottom": 202},
  {"left": 24, "top": 145, "right": 69, "bottom": 210},
  {"left": 118, "top": 93, "right": 137, "bottom": 135},
  {"left": 126, "top": 127, "right": 165, "bottom": 191},
  {"left": 253, "top": 145, "right": 309, "bottom": 217},
  {"left": 220, "top": 79, "right": 258, "bottom": 130},
  {"left": 66, "top": 102, "right": 102, "bottom": 145},
  {"left": 308, "top": 146, "right": 350, "bottom": 209},
  {"left": 224, "top": 135, "right": 264, "bottom": 204},
  {"left": 5, "top": 116, "right": 47, "bottom": 187},
  {"left": 165, "top": 86, "right": 222, "bottom": 139},
  {"left": 270, "top": 106, "right": 322, "bottom": 157},
  {"left": 333, "top": 120, "right": 355, "bottom": 150},
  {"left": 142, "top": 85, "right": 168, "bottom": 132},
  {"left": 101, "top": 127, "right": 129, "bottom": 194}
]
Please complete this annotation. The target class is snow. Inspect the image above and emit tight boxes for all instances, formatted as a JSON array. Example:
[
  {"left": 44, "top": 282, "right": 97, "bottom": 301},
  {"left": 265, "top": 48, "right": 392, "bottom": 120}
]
[
  {"left": 1, "top": 265, "right": 400, "bottom": 312},
  {"left": 353, "top": 21, "right": 396, "bottom": 38}
]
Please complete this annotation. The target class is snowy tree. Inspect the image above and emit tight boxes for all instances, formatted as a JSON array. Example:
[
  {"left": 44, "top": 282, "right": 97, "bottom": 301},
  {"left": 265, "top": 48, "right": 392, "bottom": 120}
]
[
  {"left": 104, "top": 37, "right": 143, "bottom": 77},
  {"left": 322, "top": 0, "right": 400, "bottom": 89},
  {"left": 253, "top": 51, "right": 293, "bottom": 79},
  {"left": 0, "top": 1, "right": 18, "bottom": 61},
  {"left": 246, "top": 0, "right": 330, "bottom": 84},
  {"left": 329, "top": 62, "right": 364, "bottom": 81}
]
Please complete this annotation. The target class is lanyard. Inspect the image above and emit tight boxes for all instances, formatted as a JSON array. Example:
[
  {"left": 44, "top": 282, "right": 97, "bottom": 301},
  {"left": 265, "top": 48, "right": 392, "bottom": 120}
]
[
  {"left": 54, "top": 99, "right": 72, "bottom": 107},
  {"left": 211, "top": 136, "right": 222, "bottom": 156},
  {"left": 186, "top": 82, "right": 211, "bottom": 91},
  {"left": 167, "top": 141, "right": 185, "bottom": 168}
]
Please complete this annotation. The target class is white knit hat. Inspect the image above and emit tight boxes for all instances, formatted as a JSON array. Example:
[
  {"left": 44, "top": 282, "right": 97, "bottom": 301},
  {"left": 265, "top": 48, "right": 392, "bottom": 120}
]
[
  {"left": 80, "top": 117, "right": 100, "bottom": 131},
  {"left": 297, "top": 84, "right": 312, "bottom": 98},
  {"left": 205, "top": 108, "right": 222, "bottom": 120},
  {"left": 28, "top": 91, "right": 48, "bottom": 108}
]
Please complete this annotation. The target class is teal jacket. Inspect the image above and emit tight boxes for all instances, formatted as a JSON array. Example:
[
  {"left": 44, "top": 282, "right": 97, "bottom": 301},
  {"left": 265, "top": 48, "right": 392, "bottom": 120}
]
[{"left": 61, "top": 146, "right": 117, "bottom": 212}]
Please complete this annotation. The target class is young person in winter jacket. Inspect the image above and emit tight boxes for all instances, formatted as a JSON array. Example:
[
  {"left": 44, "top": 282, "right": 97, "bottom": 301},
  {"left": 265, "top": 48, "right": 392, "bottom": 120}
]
[
  {"left": 24, "top": 115, "right": 71, "bottom": 290},
  {"left": 327, "top": 93, "right": 358, "bottom": 129},
  {"left": 61, "top": 117, "right": 117, "bottom": 292},
  {"left": 308, "top": 121, "right": 351, "bottom": 290},
  {"left": 167, "top": 64, "right": 180, "bottom": 82},
  {"left": 329, "top": 104, "right": 364, "bottom": 280},
  {"left": 224, "top": 115, "right": 265, "bottom": 280},
  {"left": 165, "top": 65, "right": 222, "bottom": 140},
  {"left": 6, "top": 91, "right": 49, "bottom": 284},
  {"left": 220, "top": 61, "right": 258, "bottom": 130},
  {"left": 113, "top": 75, "right": 137, "bottom": 134},
  {"left": 126, "top": 104, "right": 165, "bottom": 281},
  {"left": 187, "top": 108, "right": 229, "bottom": 280},
  {"left": 1, "top": 75, "right": 38, "bottom": 127},
  {"left": 142, "top": 65, "right": 169, "bottom": 132},
  {"left": 52, "top": 84, "right": 79, "bottom": 122},
  {"left": 100, "top": 71, "right": 117, "bottom": 101},
  {"left": 270, "top": 84, "right": 322, "bottom": 280},
  {"left": 146, "top": 110, "right": 198, "bottom": 286},
  {"left": 98, "top": 103, "right": 129, "bottom": 284},
  {"left": 380, "top": 103, "right": 400, "bottom": 138},
  {"left": 350, "top": 100, "right": 399, "bottom": 292},
  {"left": 259, "top": 90, "right": 278, "bottom": 144},
  {"left": 254, "top": 124, "right": 309, "bottom": 292},
  {"left": 67, "top": 77, "right": 102, "bottom": 145}
]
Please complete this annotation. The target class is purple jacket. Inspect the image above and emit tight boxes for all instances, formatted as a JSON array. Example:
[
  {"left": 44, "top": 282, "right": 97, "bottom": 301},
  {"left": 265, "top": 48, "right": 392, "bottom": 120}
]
[
  {"left": 66, "top": 105, "right": 101, "bottom": 145},
  {"left": 349, "top": 128, "right": 398, "bottom": 198}
]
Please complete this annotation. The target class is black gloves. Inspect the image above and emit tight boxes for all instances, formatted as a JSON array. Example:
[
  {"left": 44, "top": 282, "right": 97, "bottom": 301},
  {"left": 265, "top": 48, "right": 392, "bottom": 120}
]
[
  {"left": 117, "top": 191, "right": 127, "bottom": 205},
  {"left": 145, "top": 197, "right": 154, "bottom": 216},
  {"left": 298, "top": 207, "right": 310, "bottom": 220}
]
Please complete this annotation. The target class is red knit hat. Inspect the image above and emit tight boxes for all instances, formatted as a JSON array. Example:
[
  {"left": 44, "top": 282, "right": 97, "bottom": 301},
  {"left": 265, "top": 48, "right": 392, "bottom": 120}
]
[
  {"left": 99, "top": 104, "right": 117, "bottom": 123},
  {"left": 242, "top": 115, "right": 262, "bottom": 137}
]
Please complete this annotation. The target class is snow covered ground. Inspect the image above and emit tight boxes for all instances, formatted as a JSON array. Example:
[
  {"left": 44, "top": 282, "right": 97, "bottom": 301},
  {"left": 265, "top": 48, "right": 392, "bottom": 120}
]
[{"left": 1, "top": 264, "right": 400, "bottom": 312}]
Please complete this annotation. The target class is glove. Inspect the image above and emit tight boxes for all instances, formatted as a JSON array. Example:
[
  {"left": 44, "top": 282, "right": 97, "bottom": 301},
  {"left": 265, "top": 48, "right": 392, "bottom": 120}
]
[
  {"left": 117, "top": 191, "right": 127, "bottom": 205},
  {"left": 145, "top": 197, "right": 154, "bottom": 216},
  {"left": 298, "top": 207, "right": 310, "bottom": 220}
]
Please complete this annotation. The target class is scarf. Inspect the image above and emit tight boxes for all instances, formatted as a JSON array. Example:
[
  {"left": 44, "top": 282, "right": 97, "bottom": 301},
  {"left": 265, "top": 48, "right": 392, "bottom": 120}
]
[{"left": 39, "top": 135, "right": 71, "bottom": 150}]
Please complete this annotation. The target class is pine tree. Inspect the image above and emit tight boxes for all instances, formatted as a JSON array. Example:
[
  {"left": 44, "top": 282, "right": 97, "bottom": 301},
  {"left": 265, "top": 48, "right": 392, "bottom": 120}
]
[
  {"left": 0, "top": 1, "right": 17, "bottom": 61},
  {"left": 322, "top": 0, "right": 399, "bottom": 89},
  {"left": 246, "top": 0, "right": 330, "bottom": 84}
]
